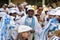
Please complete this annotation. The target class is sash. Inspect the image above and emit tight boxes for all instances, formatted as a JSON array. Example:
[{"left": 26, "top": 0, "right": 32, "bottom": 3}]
[
  {"left": 25, "top": 16, "right": 35, "bottom": 29},
  {"left": 39, "top": 18, "right": 58, "bottom": 40}
]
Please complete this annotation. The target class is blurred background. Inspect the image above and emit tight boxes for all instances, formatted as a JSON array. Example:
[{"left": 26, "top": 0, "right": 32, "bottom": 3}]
[{"left": 0, "top": 0, "right": 60, "bottom": 8}]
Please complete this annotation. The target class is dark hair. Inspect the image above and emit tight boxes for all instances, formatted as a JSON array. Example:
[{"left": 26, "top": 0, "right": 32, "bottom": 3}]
[
  {"left": 27, "top": 10, "right": 34, "bottom": 13},
  {"left": 37, "top": 5, "right": 42, "bottom": 9},
  {"left": 9, "top": 13, "right": 17, "bottom": 15},
  {"left": 9, "top": 13, "right": 13, "bottom": 16},
  {"left": 35, "top": 14, "right": 40, "bottom": 16}
]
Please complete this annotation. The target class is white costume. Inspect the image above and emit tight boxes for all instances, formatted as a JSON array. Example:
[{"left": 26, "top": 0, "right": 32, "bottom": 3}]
[
  {"left": 18, "top": 15, "right": 42, "bottom": 40},
  {"left": 18, "top": 7, "right": 42, "bottom": 40},
  {"left": 8, "top": 9, "right": 20, "bottom": 40},
  {"left": 50, "top": 36, "right": 60, "bottom": 40},
  {"left": 39, "top": 9, "right": 59, "bottom": 40}
]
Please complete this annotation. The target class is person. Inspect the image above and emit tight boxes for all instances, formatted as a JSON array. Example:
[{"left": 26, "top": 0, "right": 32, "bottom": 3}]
[
  {"left": 43, "top": 8, "right": 48, "bottom": 26},
  {"left": 35, "top": 14, "right": 40, "bottom": 23},
  {"left": 39, "top": 9, "right": 60, "bottom": 40},
  {"left": 54, "top": 10, "right": 60, "bottom": 30},
  {"left": 17, "top": 25, "right": 33, "bottom": 40},
  {"left": 8, "top": 9, "right": 20, "bottom": 40},
  {"left": 2, "top": 4, "right": 9, "bottom": 13},
  {"left": 35, "top": 6, "right": 46, "bottom": 28},
  {"left": 18, "top": 7, "right": 42, "bottom": 40},
  {"left": 17, "top": 4, "right": 26, "bottom": 17},
  {"left": 0, "top": 12, "right": 7, "bottom": 40},
  {"left": 35, "top": 14, "right": 43, "bottom": 28},
  {"left": 35, "top": 6, "right": 44, "bottom": 21},
  {"left": 0, "top": 5, "right": 12, "bottom": 40},
  {"left": 50, "top": 30, "right": 60, "bottom": 40},
  {"left": 43, "top": 9, "right": 56, "bottom": 26}
]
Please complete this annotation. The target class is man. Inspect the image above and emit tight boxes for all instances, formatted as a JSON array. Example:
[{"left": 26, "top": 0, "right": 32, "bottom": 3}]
[
  {"left": 0, "top": 12, "right": 7, "bottom": 40},
  {"left": 43, "top": 9, "right": 56, "bottom": 26},
  {"left": 39, "top": 9, "right": 60, "bottom": 40},
  {"left": 19, "top": 7, "right": 42, "bottom": 40},
  {"left": 0, "top": 4, "right": 11, "bottom": 40},
  {"left": 17, "top": 4, "right": 26, "bottom": 16},
  {"left": 8, "top": 9, "right": 20, "bottom": 40}
]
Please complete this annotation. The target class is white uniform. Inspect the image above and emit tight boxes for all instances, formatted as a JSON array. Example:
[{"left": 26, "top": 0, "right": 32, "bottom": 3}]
[
  {"left": 50, "top": 36, "right": 60, "bottom": 40},
  {"left": 7, "top": 16, "right": 18, "bottom": 40},
  {"left": 0, "top": 15, "right": 6, "bottom": 40},
  {"left": 8, "top": 9, "right": 20, "bottom": 40},
  {"left": 18, "top": 15, "right": 42, "bottom": 40}
]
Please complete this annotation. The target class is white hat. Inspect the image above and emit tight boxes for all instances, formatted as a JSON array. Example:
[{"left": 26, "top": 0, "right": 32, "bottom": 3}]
[
  {"left": 0, "top": 12, "right": 6, "bottom": 17},
  {"left": 20, "top": 4, "right": 24, "bottom": 6},
  {"left": 47, "top": 9, "right": 56, "bottom": 15},
  {"left": 26, "top": 5, "right": 32, "bottom": 8},
  {"left": 27, "top": 8, "right": 34, "bottom": 11},
  {"left": 8, "top": 8, "right": 18, "bottom": 14},
  {"left": 55, "top": 7, "right": 60, "bottom": 10},
  {"left": 23, "top": 2, "right": 28, "bottom": 5},
  {"left": 9, "top": 10, "right": 17, "bottom": 13},
  {"left": 18, "top": 25, "right": 32, "bottom": 33},
  {"left": 54, "top": 10, "right": 60, "bottom": 16},
  {"left": 4, "top": 4, "right": 8, "bottom": 6},
  {"left": 8, "top": 3, "right": 16, "bottom": 7},
  {"left": 48, "top": 12, "right": 55, "bottom": 15}
]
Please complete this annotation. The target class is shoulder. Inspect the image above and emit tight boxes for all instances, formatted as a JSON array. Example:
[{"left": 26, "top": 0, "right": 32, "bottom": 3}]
[
  {"left": 33, "top": 16, "right": 39, "bottom": 22},
  {"left": 21, "top": 16, "right": 27, "bottom": 19},
  {"left": 33, "top": 16, "right": 37, "bottom": 20}
]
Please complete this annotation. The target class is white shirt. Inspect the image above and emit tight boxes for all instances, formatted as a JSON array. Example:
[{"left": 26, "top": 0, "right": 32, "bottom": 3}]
[{"left": 18, "top": 15, "right": 42, "bottom": 34}]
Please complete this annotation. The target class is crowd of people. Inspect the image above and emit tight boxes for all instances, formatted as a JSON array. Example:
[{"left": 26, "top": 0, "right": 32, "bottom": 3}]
[{"left": 0, "top": 2, "right": 60, "bottom": 40}]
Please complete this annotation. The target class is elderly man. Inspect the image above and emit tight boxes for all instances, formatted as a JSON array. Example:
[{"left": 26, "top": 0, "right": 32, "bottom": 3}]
[{"left": 18, "top": 7, "right": 42, "bottom": 40}]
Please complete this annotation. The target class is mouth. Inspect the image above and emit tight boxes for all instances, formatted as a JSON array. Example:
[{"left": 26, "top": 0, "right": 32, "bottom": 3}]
[{"left": 28, "top": 15, "right": 32, "bottom": 18}]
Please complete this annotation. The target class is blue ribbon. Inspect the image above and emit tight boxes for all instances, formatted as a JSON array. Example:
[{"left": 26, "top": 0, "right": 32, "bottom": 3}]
[{"left": 25, "top": 16, "right": 35, "bottom": 29}]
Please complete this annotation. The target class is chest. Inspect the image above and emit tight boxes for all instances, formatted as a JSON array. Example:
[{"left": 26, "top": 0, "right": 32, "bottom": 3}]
[{"left": 25, "top": 18, "right": 32, "bottom": 25}]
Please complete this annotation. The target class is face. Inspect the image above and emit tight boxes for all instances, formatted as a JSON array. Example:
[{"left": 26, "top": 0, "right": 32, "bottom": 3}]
[
  {"left": 37, "top": 9, "right": 43, "bottom": 15},
  {"left": 35, "top": 14, "right": 40, "bottom": 21},
  {"left": 18, "top": 6, "right": 23, "bottom": 11},
  {"left": 27, "top": 10, "right": 34, "bottom": 18},
  {"left": 22, "top": 32, "right": 29, "bottom": 39},
  {"left": 49, "top": 15, "right": 54, "bottom": 19},
  {"left": 56, "top": 16, "right": 60, "bottom": 22}
]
